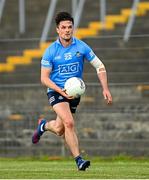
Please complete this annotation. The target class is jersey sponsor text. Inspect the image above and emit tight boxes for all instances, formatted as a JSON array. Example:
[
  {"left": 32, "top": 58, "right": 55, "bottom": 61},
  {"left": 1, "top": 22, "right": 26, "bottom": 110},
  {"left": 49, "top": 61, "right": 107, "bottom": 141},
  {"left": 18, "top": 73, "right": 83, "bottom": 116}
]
[{"left": 59, "top": 62, "right": 79, "bottom": 75}]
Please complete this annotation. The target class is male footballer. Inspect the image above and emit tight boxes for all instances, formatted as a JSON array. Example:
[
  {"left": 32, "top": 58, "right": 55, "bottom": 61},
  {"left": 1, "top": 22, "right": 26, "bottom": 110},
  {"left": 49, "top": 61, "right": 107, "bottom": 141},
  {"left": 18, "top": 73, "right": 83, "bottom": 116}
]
[{"left": 32, "top": 12, "right": 112, "bottom": 171}]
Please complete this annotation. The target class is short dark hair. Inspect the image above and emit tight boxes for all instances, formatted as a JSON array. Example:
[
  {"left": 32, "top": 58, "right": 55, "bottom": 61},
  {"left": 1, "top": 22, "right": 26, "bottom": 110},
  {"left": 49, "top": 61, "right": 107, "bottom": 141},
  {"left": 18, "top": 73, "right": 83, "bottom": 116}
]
[{"left": 55, "top": 12, "right": 74, "bottom": 26}]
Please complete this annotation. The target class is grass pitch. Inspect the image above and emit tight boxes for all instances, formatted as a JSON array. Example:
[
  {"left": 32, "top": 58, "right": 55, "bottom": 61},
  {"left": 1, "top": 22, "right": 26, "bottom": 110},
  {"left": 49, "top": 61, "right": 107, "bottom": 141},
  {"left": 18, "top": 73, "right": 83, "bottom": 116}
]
[{"left": 0, "top": 156, "right": 149, "bottom": 179}]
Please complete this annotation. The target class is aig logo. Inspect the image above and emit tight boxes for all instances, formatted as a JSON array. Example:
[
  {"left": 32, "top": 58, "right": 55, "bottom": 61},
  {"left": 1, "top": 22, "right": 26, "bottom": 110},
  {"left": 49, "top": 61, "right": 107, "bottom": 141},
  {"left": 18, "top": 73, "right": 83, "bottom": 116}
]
[{"left": 59, "top": 62, "right": 79, "bottom": 74}]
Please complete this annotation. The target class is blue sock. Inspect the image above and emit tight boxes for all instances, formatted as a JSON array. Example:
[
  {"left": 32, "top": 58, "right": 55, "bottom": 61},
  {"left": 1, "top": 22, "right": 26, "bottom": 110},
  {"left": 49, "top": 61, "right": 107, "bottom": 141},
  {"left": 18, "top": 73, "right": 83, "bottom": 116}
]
[{"left": 75, "top": 155, "right": 82, "bottom": 164}]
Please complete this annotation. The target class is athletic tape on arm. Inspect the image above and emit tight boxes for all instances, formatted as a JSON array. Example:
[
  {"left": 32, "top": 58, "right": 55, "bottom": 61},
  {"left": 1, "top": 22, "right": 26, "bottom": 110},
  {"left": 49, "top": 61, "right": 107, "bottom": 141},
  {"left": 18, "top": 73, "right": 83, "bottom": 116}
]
[{"left": 90, "top": 56, "right": 106, "bottom": 73}]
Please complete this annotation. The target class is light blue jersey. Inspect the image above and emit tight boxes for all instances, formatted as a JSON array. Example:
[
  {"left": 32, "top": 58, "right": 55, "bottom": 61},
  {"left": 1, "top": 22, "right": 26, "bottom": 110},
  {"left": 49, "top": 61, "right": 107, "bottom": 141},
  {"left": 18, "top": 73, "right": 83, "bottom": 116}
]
[{"left": 41, "top": 37, "right": 95, "bottom": 92}]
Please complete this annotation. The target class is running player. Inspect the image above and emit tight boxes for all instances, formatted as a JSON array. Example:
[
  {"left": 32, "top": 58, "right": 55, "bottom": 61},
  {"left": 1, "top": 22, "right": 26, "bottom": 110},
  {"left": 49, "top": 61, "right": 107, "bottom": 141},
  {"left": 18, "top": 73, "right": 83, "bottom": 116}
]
[{"left": 32, "top": 11, "right": 112, "bottom": 171}]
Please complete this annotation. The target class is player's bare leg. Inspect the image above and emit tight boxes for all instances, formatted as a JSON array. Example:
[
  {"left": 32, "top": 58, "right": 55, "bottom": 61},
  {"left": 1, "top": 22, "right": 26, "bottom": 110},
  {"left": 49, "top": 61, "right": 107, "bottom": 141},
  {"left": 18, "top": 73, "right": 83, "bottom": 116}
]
[
  {"left": 32, "top": 104, "right": 78, "bottom": 154},
  {"left": 53, "top": 102, "right": 79, "bottom": 157},
  {"left": 44, "top": 116, "right": 65, "bottom": 136},
  {"left": 52, "top": 102, "right": 90, "bottom": 170},
  {"left": 32, "top": 116, "right": 64, "bottom": 143},
  {"left": 32, "top": 101, "right": 90, "bottom": 170}
]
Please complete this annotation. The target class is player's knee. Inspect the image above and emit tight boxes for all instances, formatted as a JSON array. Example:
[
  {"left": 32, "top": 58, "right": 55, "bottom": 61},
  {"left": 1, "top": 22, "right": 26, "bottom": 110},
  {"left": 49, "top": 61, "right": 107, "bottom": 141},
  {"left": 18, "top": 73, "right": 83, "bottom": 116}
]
[{"left": 64, "top": 120, "right": 74, "bottom": 129}]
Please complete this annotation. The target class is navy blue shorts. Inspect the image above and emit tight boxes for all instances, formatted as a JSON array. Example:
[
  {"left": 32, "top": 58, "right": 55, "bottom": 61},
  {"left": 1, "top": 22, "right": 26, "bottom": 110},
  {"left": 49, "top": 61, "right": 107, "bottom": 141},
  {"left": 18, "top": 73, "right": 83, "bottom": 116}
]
[{"left": 47, "top": 91, "right": 80, "bottom": 113}]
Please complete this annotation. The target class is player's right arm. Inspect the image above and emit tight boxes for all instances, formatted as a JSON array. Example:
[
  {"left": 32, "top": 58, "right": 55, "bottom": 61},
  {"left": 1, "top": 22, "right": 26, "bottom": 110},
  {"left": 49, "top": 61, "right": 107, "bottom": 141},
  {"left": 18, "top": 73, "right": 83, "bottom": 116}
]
[
  {"left": 41, "top": 45, "right": 73, "bottom": 99},
  {"left": 41, "top": 67, "right": 70, "bottom": 99},
  {"left": 41, "top": 67, "right": 61, "bottom": 93},
  {"left": 41, "top": 66, "right": 73, "bottom": 99}
]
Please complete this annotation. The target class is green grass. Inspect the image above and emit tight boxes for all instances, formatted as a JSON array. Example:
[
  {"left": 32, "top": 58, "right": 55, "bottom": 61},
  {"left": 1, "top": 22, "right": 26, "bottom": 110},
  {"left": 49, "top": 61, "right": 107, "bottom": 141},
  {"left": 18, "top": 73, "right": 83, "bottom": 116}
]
[{"left": 0, "top": 156, "right": 149, "bottom": 179}]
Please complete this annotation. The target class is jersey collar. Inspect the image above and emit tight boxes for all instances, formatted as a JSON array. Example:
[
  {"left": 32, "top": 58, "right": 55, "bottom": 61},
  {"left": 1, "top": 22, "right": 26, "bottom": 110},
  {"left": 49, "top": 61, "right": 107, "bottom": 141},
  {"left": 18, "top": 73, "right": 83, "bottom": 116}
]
[{"left": 56, "top": 37, "right": 76, "bottom": 46}]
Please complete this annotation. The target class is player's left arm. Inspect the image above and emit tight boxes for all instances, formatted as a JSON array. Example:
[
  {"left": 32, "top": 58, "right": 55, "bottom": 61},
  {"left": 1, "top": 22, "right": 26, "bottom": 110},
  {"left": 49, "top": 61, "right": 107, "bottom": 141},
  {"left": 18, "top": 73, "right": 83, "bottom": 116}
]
[
  {"left": 90, "top": 56, "right": 113, "bottom": 104},
  {"left": 82, "top": 41, "right": 112, "bottom": 104}
]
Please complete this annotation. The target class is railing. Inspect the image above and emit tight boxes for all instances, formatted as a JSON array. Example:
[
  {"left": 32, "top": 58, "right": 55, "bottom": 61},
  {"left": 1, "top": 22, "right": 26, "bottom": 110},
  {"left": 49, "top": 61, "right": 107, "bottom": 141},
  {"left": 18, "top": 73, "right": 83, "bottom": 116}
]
[
  {"left": 0, "top": 0, "right": 143, "bottom": 42},
  {"left": 0, "top": 34, "right": 149, "bottom": 57}
]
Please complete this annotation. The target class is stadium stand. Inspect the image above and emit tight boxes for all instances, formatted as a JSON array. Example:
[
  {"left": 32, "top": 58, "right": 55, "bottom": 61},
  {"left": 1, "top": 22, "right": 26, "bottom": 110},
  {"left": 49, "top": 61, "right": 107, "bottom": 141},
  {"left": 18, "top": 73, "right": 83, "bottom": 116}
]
[
  {"left": 0, "top": 0, "right": 149, "bottom": 157},
  {"left": 0, "top": 0, "right": 149, "bottom": 83}
]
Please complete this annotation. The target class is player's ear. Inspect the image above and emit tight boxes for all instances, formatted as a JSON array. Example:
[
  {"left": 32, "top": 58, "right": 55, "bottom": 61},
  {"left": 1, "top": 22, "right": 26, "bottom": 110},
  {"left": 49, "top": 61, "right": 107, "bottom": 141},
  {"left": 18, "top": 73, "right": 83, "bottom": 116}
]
[
  {"left": 56, "top": 28, "right": 58, "bottom": 33},
  {"left": 56, "top": 26, "right": 59, "bottom": 34}
]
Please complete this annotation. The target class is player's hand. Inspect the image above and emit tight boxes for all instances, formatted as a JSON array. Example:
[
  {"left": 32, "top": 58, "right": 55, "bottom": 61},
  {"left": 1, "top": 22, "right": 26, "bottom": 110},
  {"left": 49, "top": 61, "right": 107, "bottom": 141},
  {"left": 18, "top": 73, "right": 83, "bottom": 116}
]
[
  {"left": 61, "top": 89, "right": 74, "bottom": 99},
  {"left": 103, "top": 89, "right": 112, "bottom": 105}
]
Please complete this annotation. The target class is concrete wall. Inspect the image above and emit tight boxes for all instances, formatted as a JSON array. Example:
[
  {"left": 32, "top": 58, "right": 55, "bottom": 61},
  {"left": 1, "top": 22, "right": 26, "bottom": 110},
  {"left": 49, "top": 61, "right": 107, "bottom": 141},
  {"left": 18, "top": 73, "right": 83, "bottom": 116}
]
[{"left": 0, "top": 84, "right": 149, "bottom": 157}]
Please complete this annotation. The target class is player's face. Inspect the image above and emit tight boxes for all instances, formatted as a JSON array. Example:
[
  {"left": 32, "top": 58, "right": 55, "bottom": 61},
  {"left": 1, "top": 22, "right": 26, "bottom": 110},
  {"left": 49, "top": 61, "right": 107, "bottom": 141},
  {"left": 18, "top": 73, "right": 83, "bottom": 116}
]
[{"left": 56, "top": 20, "right": 73, "bottom": 41}]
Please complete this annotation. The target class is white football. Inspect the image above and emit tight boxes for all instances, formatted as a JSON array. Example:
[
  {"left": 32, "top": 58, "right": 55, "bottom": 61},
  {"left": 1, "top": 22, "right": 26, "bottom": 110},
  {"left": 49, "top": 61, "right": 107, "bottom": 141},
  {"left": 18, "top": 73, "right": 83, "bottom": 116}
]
[{"left": 64, "top": 77, "right": 86, "bottom": 97}]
